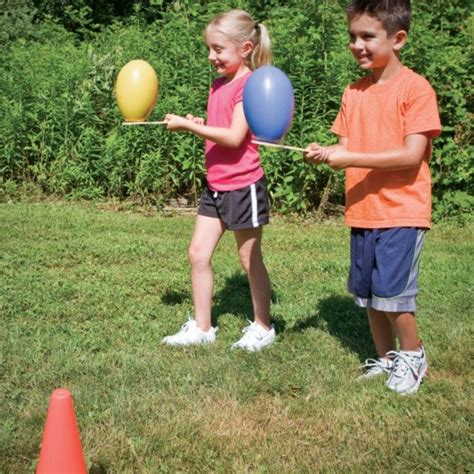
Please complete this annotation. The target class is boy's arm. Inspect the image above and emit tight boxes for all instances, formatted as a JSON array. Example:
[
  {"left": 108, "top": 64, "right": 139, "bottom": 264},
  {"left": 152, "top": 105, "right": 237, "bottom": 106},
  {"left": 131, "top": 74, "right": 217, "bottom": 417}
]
[
  {"left": 304, "top": 137, "right": 348, "bottom": 164},
  {"left": 327, "top": 134, "right": 429, "bottom": 170},
  {"left": 165, "top": 103, "right": 248, "bottom": 149}
]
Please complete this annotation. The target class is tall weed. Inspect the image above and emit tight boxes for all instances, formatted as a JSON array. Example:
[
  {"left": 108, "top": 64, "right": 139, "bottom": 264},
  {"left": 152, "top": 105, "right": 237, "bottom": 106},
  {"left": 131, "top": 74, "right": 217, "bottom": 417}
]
[{"left": 0, "top": 1, "right": 472, "bottom": 219}]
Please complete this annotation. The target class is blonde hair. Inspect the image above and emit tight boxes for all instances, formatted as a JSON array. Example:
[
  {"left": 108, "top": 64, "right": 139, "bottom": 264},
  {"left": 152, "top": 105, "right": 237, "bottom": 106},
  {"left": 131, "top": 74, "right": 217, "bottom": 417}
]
[{"left": 206, "top": 9, "right": 272, "bottom": 70}]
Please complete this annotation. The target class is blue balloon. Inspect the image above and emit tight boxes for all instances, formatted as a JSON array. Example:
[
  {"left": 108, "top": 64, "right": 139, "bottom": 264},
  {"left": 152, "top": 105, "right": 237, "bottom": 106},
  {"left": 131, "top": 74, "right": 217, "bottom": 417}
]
[{"left": 243, "top": 65, "right": 294, "bottom": 143}]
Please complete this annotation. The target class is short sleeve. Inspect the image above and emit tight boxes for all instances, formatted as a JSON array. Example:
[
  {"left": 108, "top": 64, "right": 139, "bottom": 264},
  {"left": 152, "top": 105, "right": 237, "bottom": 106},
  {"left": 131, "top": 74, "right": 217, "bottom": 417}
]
[
  {"left": 403, "top": 80, "right": 442, "bottom": 139},
  {"left": 331, "top": 87, "right": 349, "bottom": 138},
  {"left": 232, "top": 80, "right": 245, "bottom": 106}
]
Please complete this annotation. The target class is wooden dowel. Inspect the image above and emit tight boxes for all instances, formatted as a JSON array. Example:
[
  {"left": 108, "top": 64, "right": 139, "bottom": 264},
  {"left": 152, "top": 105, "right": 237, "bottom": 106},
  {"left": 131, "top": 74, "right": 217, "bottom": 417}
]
[
  {"left": 252, "top": 139, "right": 308, "bottom": 153},
  {"left": 122, "top": 121, "right": 167, "bottom": 126}
]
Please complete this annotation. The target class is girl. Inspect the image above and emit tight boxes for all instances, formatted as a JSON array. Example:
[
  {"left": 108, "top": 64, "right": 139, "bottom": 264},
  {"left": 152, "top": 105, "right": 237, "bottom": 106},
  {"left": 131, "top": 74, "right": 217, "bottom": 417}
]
[{"left": 162, "top": 9, "right": 275, "bottom": 352}]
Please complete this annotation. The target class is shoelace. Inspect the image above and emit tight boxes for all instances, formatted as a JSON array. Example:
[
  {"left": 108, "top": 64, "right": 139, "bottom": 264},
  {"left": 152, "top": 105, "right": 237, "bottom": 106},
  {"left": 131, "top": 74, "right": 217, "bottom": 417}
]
[
  {"left": 179, "top": 320, "right": 217, "bottom": 335},
  {"left": 386, "top": 350, "right": 420, "bottom": 381},
  {"left": 360, "top": 358, "right": 391, "bottom": 372},
  {"left": 177, "top": 320, "right": 194, "bottom": 334},
  {"left": 182, "top": 321, "right": 191, "bottom": 331},
  {"left": 240, "top": 321, "right": 263, "bottom": 341}
]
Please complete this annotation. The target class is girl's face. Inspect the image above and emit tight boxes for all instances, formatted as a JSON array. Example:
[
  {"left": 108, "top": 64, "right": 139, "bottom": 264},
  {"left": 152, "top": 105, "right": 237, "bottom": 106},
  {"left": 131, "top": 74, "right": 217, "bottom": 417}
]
[
  {"left": 205, "top": 28, "right": 250, "bottom": 78},
  {"left": 348, "top": 14, "right": 404, "bottom": 71}
]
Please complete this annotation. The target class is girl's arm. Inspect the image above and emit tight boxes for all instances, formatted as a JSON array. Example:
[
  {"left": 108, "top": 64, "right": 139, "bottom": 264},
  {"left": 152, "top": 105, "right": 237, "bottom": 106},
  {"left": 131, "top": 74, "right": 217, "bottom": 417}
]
[
  {"left": 165, "top": 103, "right": 249, "bottom": 149},
  {"left": 326, "top": 134, "right": 429, "bottom": 170}
]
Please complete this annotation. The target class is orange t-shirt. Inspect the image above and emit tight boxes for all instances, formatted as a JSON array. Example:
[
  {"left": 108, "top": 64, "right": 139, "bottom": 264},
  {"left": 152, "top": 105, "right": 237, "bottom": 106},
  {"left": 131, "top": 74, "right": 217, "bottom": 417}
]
[{"left": 331, "top": 66, "right": 442, "bottom": 229}]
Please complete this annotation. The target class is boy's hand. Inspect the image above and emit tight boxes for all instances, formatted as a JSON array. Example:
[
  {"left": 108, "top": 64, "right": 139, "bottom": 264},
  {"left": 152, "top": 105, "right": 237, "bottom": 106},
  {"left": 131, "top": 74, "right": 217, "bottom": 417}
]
[
  {"left": 327, "top": 147, "right": 351, "bottom": 169},
  {"left": 304, "top": 142, "right": 353, "bottom": 169},
  {"left": 304, "top": 143, "right": 330, "bottom": 164}
]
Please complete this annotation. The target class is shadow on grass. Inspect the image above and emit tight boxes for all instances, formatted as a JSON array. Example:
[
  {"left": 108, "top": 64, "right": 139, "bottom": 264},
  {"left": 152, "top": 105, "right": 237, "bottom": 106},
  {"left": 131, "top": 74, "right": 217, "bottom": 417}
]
[
  {"left": 160, "top": 272, "right": 277, "bottom": 327},
  {"left": 89, "top": 463, "right": 107, "bottom": 474},
  {"left": 318, "top": 295, "right": 375, "bottom": 361},
  {"left": 212, "top": 272, "right": 253, "bottom": 325},
  {"left": 160, "top": 277, "right": 374, "bottom": 361},
  {"left": 161, "top": 289, "right": 190, "bottom": 306},
  {"left": 212, "top": 271, "right": 278, "bottom": 326},
  {"left": 288, "top": 295, "right": 375, "bottom": 361}
]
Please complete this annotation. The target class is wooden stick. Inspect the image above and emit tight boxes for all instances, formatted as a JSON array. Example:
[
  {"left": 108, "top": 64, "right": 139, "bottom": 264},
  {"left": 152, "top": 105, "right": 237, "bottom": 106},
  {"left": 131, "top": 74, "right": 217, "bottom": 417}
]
[
  {"left": 252, "top": 139, "right": 308, "bottom": 153},
  {"left": 122, "top": 121, "right": 167, "bottom": 126}
]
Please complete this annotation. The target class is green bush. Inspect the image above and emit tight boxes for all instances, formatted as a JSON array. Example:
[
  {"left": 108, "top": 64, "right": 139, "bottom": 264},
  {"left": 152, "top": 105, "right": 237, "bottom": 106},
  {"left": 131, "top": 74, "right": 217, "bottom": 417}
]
[
  {"left": 0, "top": 0, "right": 472, "bottom": 219},
  {"left": 432, "top": 191, "right": 474, "bottom": 225}
]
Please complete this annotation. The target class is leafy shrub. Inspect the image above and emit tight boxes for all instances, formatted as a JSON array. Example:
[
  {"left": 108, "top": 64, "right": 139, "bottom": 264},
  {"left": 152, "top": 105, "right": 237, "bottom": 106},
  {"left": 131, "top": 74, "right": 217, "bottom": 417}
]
[
  {"left": 432, "top": 191, "right": 474, "bottom": 225},
  {"left": 0, "top": 0, "right": 472, "bottom": 219}
]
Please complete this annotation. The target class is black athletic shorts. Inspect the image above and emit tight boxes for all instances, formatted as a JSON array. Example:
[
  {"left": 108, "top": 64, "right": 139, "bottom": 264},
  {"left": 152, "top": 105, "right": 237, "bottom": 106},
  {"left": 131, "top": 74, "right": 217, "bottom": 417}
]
[{"left": 198, "top": 175, "right": 270, "bottom": 230}]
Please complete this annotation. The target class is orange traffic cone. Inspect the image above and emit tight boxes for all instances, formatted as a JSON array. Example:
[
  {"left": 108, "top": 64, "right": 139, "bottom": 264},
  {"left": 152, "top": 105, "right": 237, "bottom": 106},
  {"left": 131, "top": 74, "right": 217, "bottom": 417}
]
[{"left": 36, "top": 388, "right": 87, "bottom": 474}]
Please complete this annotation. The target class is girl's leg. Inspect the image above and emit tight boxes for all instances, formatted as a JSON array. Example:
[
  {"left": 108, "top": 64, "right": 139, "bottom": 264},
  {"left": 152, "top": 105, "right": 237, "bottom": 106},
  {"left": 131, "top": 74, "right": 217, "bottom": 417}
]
[
  {"left": 189, "top": 215, "right": 225, "bottom": 331},
  {"left": 234, "top": 227, "right": 271, "bottom": 330},
  {"left": 367, "top": 308, "right": 395, "bottom": 357}
]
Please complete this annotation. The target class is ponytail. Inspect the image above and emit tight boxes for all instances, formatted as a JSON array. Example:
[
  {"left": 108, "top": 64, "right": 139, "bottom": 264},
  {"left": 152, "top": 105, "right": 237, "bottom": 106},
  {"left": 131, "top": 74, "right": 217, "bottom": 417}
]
[
  {"left": 206, "top": 10, "right": 272, "bottom": 71},
  {"left": 250, "top": 22, "right": 272, "bottom": 69}
]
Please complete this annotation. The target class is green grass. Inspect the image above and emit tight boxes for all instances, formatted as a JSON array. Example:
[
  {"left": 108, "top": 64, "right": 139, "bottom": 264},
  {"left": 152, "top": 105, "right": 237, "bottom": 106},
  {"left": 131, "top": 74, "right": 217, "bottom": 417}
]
[{"left": 1, "top": 202, "right": 472, "bottom": 472}]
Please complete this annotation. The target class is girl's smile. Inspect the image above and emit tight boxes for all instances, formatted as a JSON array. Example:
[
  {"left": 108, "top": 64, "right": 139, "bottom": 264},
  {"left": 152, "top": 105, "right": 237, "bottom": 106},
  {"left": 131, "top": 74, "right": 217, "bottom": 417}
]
[{"left": 205, "top": 29, "right": 250, "bottom": 81}]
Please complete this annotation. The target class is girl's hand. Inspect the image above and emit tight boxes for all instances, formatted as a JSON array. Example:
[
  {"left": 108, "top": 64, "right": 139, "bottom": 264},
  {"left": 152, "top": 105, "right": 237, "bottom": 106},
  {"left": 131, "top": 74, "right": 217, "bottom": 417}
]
[
  {"left": 304, "top": 143, "right": 330, "bottom": 164},
  {"left": 165, "top": 114, "right": 190, "bottom": 131},
  {"left": 185, "top": 114, "right": 205, "bottom": 125}
]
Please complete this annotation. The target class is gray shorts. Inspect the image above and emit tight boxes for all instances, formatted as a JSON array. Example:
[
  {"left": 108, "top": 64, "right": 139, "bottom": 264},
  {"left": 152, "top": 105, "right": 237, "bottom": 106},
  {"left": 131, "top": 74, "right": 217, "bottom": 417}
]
[{"left": 198, "top": 175, "right": 270, "bottom": 231}]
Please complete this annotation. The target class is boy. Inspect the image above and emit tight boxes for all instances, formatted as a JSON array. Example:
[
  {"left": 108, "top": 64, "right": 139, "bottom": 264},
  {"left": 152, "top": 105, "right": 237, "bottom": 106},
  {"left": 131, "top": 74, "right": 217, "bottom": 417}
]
[{"left": 305, "top": 0, "right": 441, "bottom": 394}]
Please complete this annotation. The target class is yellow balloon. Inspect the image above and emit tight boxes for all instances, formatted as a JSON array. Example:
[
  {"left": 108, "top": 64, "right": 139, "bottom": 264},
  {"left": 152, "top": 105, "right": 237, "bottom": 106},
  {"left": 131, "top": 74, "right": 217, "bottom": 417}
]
[{"left": 115, "top": 60, "right": 159, "bottom": 122}]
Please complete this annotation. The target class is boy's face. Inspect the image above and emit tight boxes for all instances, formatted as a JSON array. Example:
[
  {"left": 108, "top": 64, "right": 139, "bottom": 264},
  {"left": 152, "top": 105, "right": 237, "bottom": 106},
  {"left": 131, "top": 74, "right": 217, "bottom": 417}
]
[{"left": 348, "top": 14, "right": 404, "bottom": 71}]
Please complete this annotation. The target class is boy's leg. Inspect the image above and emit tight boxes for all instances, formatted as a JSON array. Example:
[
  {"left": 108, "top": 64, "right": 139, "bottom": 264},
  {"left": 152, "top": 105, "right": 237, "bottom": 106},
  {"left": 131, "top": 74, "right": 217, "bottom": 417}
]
[
  {"left": 368, "top": 309, "right": 419, "bottom": 352},
  {"left": 234, "top": 226, "right": 271, "bottom": 330},
  {"left": 348, "top": 228, "right": 392, "bottom": 377},
  {"left": 386, "top": 311, "right": 419, "bottom": 351},
  {"left": 367, "top": 308, "right": 395, "bottom": 357},
  {"left": 386, "top": 311, "right": 426, "bottom": 394},
  {"left": 353, "top": 228, "right": 427, "bottom": 388},
  {"left": 188, "top": 215, "right": 226, "bottom": 331},
  {"left": 370, "top": 227, "right": 425, "bottom": 352}
]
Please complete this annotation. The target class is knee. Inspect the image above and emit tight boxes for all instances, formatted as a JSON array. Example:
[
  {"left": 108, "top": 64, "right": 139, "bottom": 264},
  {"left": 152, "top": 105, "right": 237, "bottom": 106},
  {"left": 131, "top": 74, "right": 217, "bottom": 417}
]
[
  {"left": 238, "top": 253, "right": 251, "bottom": 273},
  {"left": 238, "top": 249, "right": 262, "bottom": 273},
  {"left": 188, "top": 244, "right": 210, "bottom": 268}
]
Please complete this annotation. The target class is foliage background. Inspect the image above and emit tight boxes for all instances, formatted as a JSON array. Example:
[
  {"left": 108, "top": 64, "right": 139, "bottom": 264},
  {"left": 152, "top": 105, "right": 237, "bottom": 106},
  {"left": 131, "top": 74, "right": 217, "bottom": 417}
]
[{"left": 0, "top": 0, "right": 472, "bottom": 219}]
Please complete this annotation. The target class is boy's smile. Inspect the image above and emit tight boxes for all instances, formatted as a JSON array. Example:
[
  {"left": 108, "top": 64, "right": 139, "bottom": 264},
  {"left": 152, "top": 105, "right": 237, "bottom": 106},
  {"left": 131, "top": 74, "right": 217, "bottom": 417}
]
[{"left": 348, "top": 14, "right": 406, "bottom": 79}]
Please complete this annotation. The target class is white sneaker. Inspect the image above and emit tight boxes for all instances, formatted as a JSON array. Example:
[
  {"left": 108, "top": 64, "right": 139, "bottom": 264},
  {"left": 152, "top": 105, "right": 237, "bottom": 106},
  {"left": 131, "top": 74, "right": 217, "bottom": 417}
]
[
  {"left": 231, "top": 321, "right": 276, "bottom": 352},
  {"left": 386, "top": 345, "right": 428, "bottom": 395},
  {"left": 162, "top": 319, "right": 217, "bottom": 346},
  {"left": 357, "top": 357, "right": 394, "bottom": 380}
]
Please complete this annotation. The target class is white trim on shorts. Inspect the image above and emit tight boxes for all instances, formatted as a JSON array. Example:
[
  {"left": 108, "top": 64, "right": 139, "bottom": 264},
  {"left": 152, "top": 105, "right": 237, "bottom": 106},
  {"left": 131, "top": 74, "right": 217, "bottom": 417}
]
[{"left": 250, "top": 183, "right": 258, "bottom": 228}]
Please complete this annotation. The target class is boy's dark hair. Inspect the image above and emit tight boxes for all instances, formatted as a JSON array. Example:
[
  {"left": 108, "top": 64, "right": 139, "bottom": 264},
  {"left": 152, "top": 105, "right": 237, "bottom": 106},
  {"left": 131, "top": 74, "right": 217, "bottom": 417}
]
[{"left": 346, "top": 0, "right": 411, "bottom": 36}]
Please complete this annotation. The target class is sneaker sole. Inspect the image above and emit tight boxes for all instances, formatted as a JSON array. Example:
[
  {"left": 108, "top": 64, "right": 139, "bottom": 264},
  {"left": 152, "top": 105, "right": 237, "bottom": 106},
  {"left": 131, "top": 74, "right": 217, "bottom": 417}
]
[
  {"left": 162, "top": 339, "right": 215, "bottom": 346},
  {"left": 231, "top": 339, "right": 275, "bottom": 352},
  {"left": 357, "top": 371, "right": 391, "bottom": 382}
]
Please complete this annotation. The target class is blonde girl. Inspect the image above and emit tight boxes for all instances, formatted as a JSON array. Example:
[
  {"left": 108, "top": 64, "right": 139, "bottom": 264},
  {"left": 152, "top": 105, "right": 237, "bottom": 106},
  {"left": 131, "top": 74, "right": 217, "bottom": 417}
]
[{"left": 163, "top": 10, "right": 275, "bottom": 351}]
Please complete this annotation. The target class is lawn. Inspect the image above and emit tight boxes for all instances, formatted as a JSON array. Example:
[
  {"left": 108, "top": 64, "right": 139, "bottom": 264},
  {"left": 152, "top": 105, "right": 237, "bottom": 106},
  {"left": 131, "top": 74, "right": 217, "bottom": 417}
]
[{"left": 1, "top": 202, "right": 472, "bottom": 472}]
